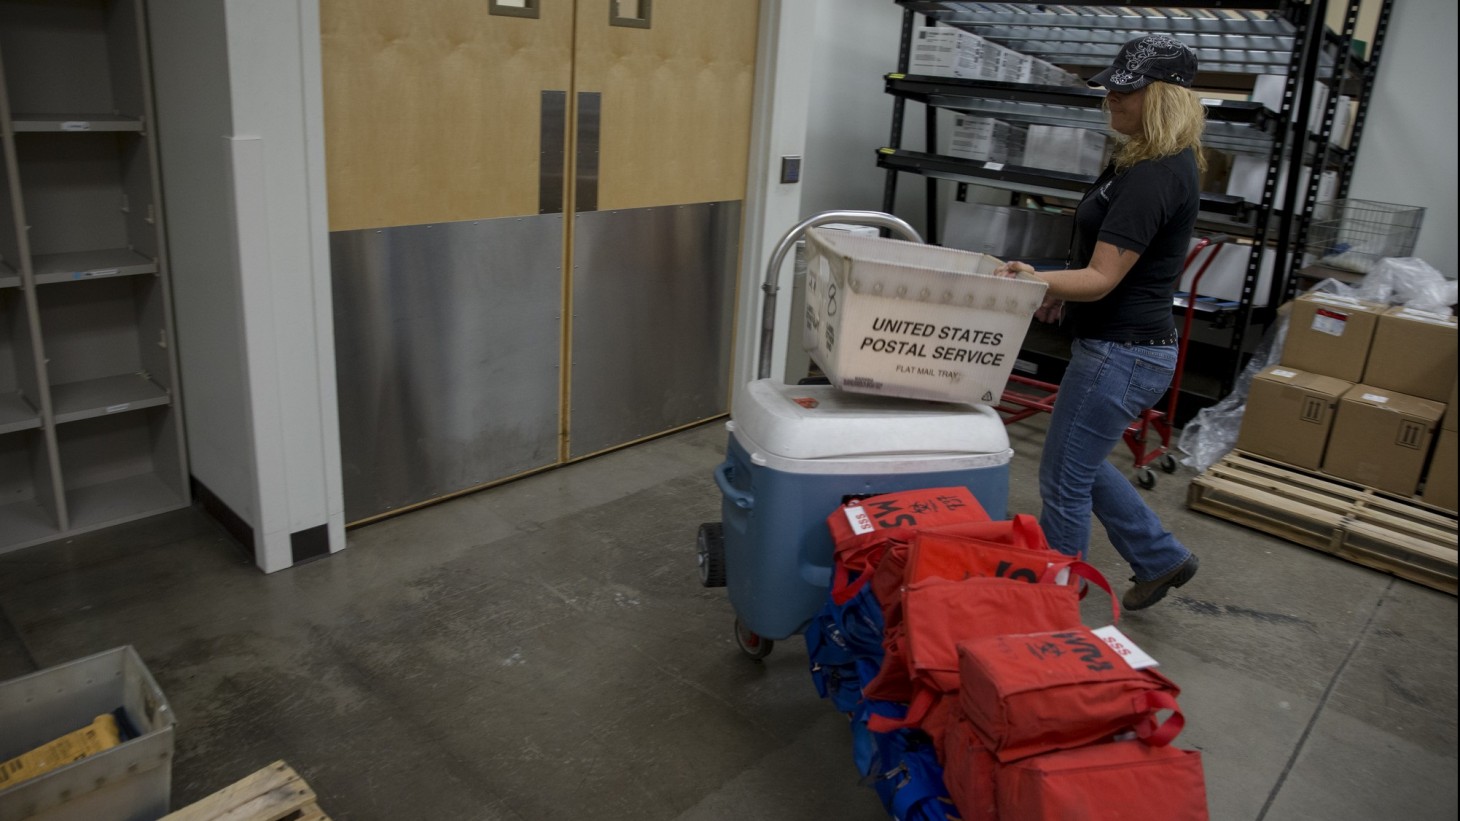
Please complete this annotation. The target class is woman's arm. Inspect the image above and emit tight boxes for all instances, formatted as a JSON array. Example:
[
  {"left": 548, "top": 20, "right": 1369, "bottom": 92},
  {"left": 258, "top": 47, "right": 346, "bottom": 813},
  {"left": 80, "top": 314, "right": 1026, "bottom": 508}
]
[{"left": 995, "top": 240, "right": 1141, "bottom": 302}]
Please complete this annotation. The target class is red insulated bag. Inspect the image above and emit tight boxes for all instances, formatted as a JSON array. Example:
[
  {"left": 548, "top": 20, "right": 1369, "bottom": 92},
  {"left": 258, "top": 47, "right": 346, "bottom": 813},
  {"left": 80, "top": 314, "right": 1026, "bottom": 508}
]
[
  {"left": 827, "top": 487, "right": 990, "bottom": 605},
  {"left": 942, "top": 711, "right": 999, "bottom": 821},
  {"left": 899, "top": 517, "right": 1121, "bottom": 625},
  {"left": 958, "top": 628, "right": 1185, "bottom": 763},
  {"left": 862, "top": 578, "right": 1084, "bottom": 751},
  {"left": 871, "top": 514, "right": 1042, "bottom": 620},
  {"left": 995, "top": 739, "right": 1210, "bottom": 820}
]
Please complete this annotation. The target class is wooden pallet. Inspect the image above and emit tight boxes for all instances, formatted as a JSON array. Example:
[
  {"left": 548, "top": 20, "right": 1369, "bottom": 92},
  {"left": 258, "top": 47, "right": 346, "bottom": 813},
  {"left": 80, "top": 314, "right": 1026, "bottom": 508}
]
[
  {"left": 161, "top": 761, "right": 331, "bottom": 821},
  {"left": 1188, "top": 451, "right": 1459, "bottom": 595}
]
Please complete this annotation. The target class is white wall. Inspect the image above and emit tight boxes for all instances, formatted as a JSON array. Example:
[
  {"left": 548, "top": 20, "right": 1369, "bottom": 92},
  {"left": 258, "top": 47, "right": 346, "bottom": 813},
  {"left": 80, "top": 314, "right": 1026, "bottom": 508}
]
[
  {"left": 733, "top": 0, "right": 819, "bottom": 389},
  {"left": 801, "top": 0, "right": 927, "bottom": 231},
  {"left": 1346, "top": 0, "right": 1458, "bottom": 277}
]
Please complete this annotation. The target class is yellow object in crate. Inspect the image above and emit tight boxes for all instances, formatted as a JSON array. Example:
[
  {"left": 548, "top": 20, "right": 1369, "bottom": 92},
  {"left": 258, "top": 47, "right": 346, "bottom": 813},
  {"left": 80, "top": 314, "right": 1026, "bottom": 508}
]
[{"left": 0, "top": 714, "right": 122, "bottom": 790}]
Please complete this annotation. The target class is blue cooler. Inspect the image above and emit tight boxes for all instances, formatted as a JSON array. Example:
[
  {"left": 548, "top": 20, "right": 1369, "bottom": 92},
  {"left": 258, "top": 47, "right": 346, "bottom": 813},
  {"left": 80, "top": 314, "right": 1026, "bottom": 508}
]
[{"left": 712, "top": 379, "right": 1011, "bottom": 641}]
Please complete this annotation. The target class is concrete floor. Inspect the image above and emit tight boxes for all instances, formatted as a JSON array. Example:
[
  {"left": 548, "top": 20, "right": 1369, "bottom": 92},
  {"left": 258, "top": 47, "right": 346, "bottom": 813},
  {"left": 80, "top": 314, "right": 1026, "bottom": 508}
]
[{"left": 1, "top": 415, "right": 1455, "bottom": 820}]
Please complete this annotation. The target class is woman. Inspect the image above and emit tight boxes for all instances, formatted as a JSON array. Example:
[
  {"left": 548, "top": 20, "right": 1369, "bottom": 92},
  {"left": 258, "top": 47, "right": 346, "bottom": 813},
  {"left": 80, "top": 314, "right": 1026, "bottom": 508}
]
[{"left": 995, "top": 34, "right": 1205, "bottom": 611}]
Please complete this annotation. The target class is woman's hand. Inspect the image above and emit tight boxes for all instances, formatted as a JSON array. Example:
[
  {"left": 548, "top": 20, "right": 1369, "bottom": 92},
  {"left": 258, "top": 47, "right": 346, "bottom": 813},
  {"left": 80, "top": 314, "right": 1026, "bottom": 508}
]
[
  {"left": 993, "top": 260, "right": 1036, "bottom": 279},
  {"left": 994, "top": 260, "right": 1060, "bottom": 322},
  {"left": 1035, "top": 296, "right": 1065, "bottom": 324}
]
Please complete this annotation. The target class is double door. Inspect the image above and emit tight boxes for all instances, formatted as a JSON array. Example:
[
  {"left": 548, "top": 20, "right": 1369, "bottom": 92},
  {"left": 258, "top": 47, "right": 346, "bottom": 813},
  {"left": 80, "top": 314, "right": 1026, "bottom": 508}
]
[{"left": 322, "top": 0, "right": 760, "bottom": 522}]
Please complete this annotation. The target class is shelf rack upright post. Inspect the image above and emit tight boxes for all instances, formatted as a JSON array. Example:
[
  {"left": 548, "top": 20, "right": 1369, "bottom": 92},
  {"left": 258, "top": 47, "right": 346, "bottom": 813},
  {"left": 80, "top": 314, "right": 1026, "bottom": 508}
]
[{"left": 1283, "top": 0, "right": 1396, "bottom": 300}]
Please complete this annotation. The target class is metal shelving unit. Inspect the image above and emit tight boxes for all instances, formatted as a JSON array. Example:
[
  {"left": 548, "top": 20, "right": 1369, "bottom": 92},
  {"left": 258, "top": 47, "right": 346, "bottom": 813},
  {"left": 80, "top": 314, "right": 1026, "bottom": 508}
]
[
  {"left": 0, "top": 0, "right": 189, "bottom": 554},
  {"left": 880, "top": 0, "right": 1370, "bottom": 405},
  {"left": 1287, "top": 0, "right": 1394, "bottom": 297}
]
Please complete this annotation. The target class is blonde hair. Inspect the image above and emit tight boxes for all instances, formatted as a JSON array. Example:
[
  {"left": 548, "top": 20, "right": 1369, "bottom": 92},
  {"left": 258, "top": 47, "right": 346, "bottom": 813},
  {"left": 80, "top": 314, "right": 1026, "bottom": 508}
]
[{"left": 1108, "top": 82, "right": 1207, "bottom": 172}]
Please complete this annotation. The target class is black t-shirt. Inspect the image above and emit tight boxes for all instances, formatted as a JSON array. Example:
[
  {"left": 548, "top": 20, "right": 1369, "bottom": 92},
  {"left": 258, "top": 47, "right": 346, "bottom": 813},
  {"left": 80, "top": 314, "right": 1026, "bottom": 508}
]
[{"left": 1064, "top": 148, "right": 1200, "bottom": 341}]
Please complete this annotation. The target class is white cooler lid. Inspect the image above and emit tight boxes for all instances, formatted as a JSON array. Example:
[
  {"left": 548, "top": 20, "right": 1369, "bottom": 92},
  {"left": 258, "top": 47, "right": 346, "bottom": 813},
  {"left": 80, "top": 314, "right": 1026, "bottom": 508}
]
[{"left": 731, "top": 379, "right": 1010, "bottom": 461}]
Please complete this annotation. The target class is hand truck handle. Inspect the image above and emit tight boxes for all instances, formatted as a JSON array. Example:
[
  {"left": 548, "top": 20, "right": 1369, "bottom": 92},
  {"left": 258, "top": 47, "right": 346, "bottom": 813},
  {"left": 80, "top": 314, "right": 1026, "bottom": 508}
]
[{"left": 757, "top": 211, "right": 924, "bottom": 380}]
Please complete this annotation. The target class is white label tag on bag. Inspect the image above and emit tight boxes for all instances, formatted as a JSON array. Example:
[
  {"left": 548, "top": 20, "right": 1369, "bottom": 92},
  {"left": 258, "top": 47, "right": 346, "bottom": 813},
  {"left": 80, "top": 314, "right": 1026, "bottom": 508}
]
[
  {"left": 843, "top": 505, "right": 875, "bottom": 535},
  {"left": 1092, "top": 625, "right": 1159, "bottom": 669}
]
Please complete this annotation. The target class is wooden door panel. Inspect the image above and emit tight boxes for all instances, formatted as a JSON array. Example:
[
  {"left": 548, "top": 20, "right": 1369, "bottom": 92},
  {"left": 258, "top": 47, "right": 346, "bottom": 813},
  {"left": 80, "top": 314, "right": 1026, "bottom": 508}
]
[
  {"left": 321, "top": 0, "right": 573, "bottom": 231},
  {"left": 572, "top": 0, "right": 760, "bottom": 211}
]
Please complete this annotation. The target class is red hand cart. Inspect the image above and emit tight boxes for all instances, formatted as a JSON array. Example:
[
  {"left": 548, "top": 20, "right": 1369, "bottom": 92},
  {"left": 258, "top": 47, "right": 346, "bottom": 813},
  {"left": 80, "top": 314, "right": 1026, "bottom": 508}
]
[{"left": 995, "top": 235, "right": 1230, "bottom": 490}]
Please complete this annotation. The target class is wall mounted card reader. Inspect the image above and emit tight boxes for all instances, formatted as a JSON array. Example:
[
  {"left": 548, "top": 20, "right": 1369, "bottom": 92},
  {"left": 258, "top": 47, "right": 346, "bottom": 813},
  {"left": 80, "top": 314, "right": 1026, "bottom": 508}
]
[{"left": 781, "top": 155, "right": 802, "bottom": 184}]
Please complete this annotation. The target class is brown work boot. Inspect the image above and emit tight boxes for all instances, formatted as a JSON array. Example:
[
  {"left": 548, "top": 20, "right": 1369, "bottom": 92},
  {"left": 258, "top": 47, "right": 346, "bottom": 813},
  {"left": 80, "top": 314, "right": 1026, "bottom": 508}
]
[{"left": 1123, "top": 554, "right": 1199, "bottom": 611}]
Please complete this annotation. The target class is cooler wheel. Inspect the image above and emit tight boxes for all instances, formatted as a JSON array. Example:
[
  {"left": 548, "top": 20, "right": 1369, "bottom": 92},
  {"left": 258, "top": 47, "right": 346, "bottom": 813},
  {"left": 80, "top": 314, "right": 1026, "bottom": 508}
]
[
  {"left": 697, "top": 522, "right": 726, "bottom": 588},
  {"left": 734, "top": 618, "right": 774, "bottom": 660}
]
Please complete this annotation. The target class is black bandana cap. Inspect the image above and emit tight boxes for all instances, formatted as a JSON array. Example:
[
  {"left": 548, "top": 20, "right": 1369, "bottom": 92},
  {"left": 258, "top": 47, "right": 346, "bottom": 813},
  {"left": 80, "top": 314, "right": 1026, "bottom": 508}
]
[{"left": 1087, "top": 35, "right": 1198, "bottom": 92}]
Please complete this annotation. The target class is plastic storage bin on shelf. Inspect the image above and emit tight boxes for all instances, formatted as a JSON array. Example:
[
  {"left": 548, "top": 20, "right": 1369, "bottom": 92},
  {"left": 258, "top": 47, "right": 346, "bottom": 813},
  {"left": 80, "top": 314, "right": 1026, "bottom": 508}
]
[
  {"left": 715, "top": 379, "right": 1011, "bottom": 642},
  {"left": 0, "top": 646, "right": 174, "bottom": 821},
  {"left": 801, "top": 228, "right": 1047, "bottom": 406}
]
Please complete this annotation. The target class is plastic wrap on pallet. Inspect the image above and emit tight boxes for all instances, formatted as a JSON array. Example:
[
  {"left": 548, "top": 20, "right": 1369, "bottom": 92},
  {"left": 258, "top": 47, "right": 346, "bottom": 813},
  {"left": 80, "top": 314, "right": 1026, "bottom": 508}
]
[{"left": 1349, "top": 257, "right": 1457, "bottom": 314}]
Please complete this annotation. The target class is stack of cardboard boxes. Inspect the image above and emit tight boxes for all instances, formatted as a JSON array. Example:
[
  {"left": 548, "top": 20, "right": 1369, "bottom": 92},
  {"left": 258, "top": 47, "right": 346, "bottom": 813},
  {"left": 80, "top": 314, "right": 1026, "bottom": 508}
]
[{"left": 1237, "top": 293, "right": 1458, "bottom": 511}]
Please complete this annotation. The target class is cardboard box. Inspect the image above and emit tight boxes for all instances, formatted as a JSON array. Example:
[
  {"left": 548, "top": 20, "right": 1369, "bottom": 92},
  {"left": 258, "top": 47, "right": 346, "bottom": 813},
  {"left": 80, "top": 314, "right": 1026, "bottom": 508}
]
[
  {"left": 801, "top": 228, "right": 1047, "bottom": 405},
  {"left": 1322, "top": 385, "right": 1446, "bottom": 496},
  {"left": 1280, "top": 293, "right": 1387, "bottom": 382},
  {"left": 1237, "top": 367, "right": 1351, "bottom": 469},
  {"left": 1361, "top": 306, "right": 1458, "bottom": 403},
  {"left": 1422, "top": 427, "right": 1458, "bottom": 511},
  {"left": 1446, "top": 380, "right": 1458, "bottom": 433}
]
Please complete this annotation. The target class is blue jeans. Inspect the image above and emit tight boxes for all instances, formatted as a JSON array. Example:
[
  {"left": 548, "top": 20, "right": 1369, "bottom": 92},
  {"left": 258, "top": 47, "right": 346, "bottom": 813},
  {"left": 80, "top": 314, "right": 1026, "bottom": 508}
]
[{"left": 1039, "top": 338, "right": 1192, "bottom": 582}]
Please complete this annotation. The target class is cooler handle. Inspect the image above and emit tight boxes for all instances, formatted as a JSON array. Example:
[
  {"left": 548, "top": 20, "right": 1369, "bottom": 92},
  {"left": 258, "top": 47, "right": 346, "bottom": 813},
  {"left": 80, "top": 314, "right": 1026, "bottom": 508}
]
[{"left": 714, "top": 461, "right": 755, "bottom": 510}]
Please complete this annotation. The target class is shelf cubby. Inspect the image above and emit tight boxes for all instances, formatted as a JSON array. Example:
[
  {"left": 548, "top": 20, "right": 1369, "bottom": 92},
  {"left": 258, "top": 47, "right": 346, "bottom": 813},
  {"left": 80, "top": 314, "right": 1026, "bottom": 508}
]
[
  {"left": 14, "top": 130, "right": 158, "bottom": 269},
  {"left": 56, "top": 405, "right": 183, "bottom": 531},
  {"left": 37, "top": 274, "right": 173, "bottom": 422},
  {"left": 0, "top": 428, "right": 61, "bottom": 549},
  {"left": 0, "top": 0, "right": 147, "bottom": 121}
]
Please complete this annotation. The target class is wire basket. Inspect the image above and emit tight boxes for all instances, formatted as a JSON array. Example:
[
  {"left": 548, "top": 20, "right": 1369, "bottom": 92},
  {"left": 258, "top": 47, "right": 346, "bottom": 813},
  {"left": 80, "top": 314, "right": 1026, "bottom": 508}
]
[{"left": 1305, "top": 199, "right": 1425, "bottom": 274}]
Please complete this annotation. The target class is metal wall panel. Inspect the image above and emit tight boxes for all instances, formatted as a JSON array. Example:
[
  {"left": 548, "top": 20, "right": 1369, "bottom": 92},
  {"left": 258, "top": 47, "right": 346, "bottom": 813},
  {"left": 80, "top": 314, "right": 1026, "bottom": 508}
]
[
  {"left": 569, "top": 201, "right": 739, "bottom": 459},
  {"left": 539, "top": 90, "right": 566, "bottom": 215},
  {"left": 331, "top": 216, "right": 563, "bottom": 521},
  {"left": 574, "top": 92, "right": 601, "bottom": 213}
]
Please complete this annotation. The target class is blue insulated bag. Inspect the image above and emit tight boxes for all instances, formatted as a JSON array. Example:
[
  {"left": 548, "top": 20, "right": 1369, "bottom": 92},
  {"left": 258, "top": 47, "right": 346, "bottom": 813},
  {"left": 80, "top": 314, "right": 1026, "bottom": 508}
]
[{"left": 805, "top": 600, "right": 863, "bottom": 713}]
